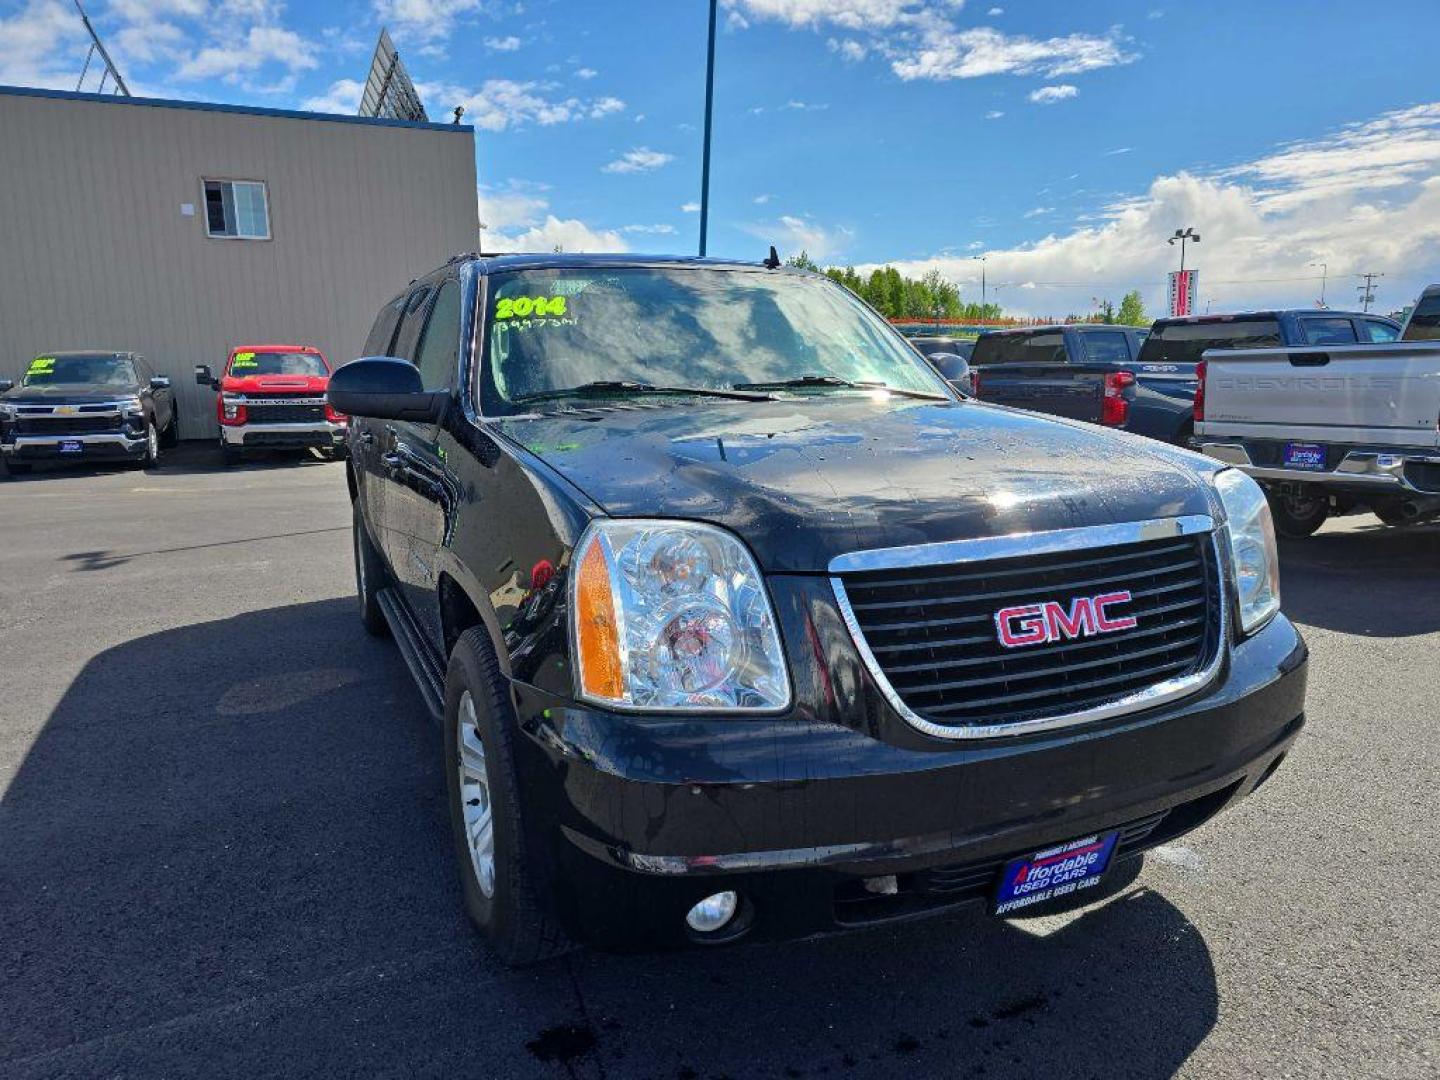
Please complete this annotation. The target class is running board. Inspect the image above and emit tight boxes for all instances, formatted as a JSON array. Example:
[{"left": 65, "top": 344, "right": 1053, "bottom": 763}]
[{"left": 376, "top": 587, "right": 444, "bottom": 724}]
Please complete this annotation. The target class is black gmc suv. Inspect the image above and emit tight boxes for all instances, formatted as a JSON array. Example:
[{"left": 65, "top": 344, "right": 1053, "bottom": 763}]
[{"left": 330, "top": 254, "right": 1307, "bottom": 963}]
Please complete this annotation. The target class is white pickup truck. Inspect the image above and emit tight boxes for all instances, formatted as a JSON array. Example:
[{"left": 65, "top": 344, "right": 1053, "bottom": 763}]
[{"left": 1196, "top": 285, "right": 1440, "bottom": 536}]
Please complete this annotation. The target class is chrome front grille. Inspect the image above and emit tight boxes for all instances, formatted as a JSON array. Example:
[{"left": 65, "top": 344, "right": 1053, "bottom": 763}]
[
  {"left": 241, "top": 396, "right": 326, "bottom": 423},
  {"left": 831, "top": 516, "right": 1225, "bottom": 739}
]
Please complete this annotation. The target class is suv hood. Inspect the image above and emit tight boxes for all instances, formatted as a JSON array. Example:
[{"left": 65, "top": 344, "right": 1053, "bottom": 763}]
[
  {"left": 492, "top": 398, "right": 1219, "bottom": 573},
  {"left": 1, "top": 383, "right": 140, "bottom": 404},
  {"left": 221, "top": 374, "right": 328, "bottom": 394}
]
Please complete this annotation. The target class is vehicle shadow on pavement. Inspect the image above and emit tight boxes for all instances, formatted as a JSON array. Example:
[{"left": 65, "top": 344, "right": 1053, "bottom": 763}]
[
  {"left": 1278, "top": 522, "right": 1440, "bottom": 637},
  {"left": 0, "top": 599, "right": 1217, "bottom": 1080},
  {"left": 2, "top": 442, "right": 338, "bottom": 482}
]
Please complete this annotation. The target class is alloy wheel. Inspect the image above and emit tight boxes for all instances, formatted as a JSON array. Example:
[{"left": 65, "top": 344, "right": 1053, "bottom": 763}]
[{"left": 457, "top": 690, "right": 496, "bottom": 898}]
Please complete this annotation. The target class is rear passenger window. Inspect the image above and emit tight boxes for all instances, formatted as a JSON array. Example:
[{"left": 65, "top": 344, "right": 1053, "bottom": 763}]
[
  {"left": 1301, "top": 318, "right": 1359, "bottom": 345},
  {"left": 1361, "top": 320, "right": 1400, "bottom": 343},
  {"left": 972, "top": 332, "right": 1066, "bottom": 365},
  {"left": 412, "top": 281, "right": 462, "bottom": 391},
  {"left": 1082, "top": 331, "right": 1131, "bottom": 362},
  {"left": 363, "top": 295, "right": 406, "bottom": 357},
  {"left": 390, "top": 287, "right": 434, "bottom": 363}
]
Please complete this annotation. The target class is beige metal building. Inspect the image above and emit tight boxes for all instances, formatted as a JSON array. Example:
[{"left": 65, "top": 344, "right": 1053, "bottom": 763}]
[{"left": 0, "top": 86, "right": 478, "bottom": 438}]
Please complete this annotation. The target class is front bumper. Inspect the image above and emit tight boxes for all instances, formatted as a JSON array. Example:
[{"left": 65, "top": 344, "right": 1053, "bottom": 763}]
[
  {"left": 2, "top": 432, "right": 147, "bottom": 460},
  {"left": 1202, "top": 441, "right": 1440, "bottom": 497},
  {"left": 220, "top": 421, "right": 346, "bottom": 449},
  {"left": 510, "top": 612, "right": 1307, "bottom": 949}
]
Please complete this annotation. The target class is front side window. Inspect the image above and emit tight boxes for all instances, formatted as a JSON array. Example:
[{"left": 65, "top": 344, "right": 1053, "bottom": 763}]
[
  {"left": 204, "top": 179, "right": 270, "bottom": 239},
  {"left": 1361, "top": 319, "right": 1400, "bottom": 343},
  {"left": 226, "top": 350, "right": 328, "bottom": 377},
  {"left": 1300, "top": 317, "right": 1358, "bottom": 345},
  {"left": 23, "top": 354, "right": 135, "bottom": 386},
  {"left": 480, "top": 268, "right": 946, "bottom": 412}
]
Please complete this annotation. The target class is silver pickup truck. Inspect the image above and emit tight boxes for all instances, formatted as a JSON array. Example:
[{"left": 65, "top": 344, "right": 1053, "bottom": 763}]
[{"left": 1196, "top": 285, "right": 1440, "bottom": 536}]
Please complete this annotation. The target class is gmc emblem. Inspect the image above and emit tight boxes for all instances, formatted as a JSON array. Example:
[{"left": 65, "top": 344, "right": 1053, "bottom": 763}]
[{"left": 995, "top": 591, "right": 1138, "bottom": 649}]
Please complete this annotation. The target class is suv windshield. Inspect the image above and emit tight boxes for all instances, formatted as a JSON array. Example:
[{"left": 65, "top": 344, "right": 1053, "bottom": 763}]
[
  {"left": 480, "top": 267, "right": 947, "bottom": 411},
  {"left": 228, "top": 351, "right": 328, "bottom": 377},
  {"left": 1137, "top": 318, "right": 1282, "bottom": 365},
  {"left": 22, "top": 354, "right": 135, "bottom": 387}
]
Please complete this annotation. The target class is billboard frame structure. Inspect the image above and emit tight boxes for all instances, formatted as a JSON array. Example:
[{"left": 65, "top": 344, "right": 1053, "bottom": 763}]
[{"left": 359, "top": 28, "right": 428, "bottom": 123}]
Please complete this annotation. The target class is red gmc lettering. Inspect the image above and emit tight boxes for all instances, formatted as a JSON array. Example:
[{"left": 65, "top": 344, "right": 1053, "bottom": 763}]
[{"left": 995, "top": 591, "right": 1137, "bottom": 648}]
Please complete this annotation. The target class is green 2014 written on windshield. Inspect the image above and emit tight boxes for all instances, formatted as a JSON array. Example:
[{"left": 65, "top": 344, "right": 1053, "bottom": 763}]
[{"left": 496, "top": 296, "right": 568, "bottom": 320}]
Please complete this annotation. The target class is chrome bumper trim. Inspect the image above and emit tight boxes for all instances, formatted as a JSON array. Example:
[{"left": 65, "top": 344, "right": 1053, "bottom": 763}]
[
  {"left": 220, "top": 421, "right": 345, "bottom": 446},
  {"left": 1199, "top": 443, "right": 1440, "bottom": 493},
  {"left": 3, "top": 433, "right": 145, "bottom": 452}
]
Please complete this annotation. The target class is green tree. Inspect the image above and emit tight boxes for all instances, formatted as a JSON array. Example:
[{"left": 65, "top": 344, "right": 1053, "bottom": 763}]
[
  {"left": 785, "top": 249, "right": 821, "bottom": 272},
  {"left": 1117, "top": 289, "right": 1148, "bottom": 326}
]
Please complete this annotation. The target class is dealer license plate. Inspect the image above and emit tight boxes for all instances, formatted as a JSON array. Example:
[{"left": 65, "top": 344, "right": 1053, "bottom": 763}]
[
  {"left": 993, "top": 831, "right": 1119, "bottom": 916},
  {"left": 58, "top": 440, "right": 83, "bottom": 454},
  {"left": 1282, "top": 442, "right": 1327, "bottom": 471}
]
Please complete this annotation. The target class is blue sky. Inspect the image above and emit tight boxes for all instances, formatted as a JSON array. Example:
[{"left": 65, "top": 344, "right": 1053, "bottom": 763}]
[{"left": 4, "top": 0, "right": 1439, "bottom": 317}]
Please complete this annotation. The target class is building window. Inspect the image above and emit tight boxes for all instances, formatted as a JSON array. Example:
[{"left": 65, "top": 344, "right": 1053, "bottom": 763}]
[{"left": 203, "top": 179, "right": 270, "bottom": 239}]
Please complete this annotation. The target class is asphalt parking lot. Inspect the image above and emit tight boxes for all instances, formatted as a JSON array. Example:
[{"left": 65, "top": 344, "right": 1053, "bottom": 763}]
[{"left": 1, "top": 447, "right": 1436, "bottom": 1080}]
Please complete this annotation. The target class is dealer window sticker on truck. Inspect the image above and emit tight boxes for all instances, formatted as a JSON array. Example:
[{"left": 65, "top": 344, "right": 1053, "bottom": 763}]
[{"left": 27, "top": 357, "right": 55, "bottom": 375}]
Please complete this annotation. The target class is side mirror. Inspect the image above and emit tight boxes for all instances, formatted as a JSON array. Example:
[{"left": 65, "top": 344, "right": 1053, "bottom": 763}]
[
  {"left": 194, "top": 364, "right": 218, "bottom": 389},
  {"left": 0, "top": 379, "right": 12, "bottom": 393},
  {"left": 928, "top": 354, "right": 973, "bottom": 396},
  {"left": 150, "top": 376, "right": 171, "bottom": 390},
  {"left": 328, "top": 357, "right": 448, "bottom": 422}
]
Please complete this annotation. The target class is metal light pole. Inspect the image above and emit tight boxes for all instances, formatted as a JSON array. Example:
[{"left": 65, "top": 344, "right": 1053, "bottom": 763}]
[
  {"left": 1309, "top": 261, "right": 1328, "bottom": 307},
  {"left": 697, "top": 0, "right": 717, "bottom": 257},
  {"left": 1168, "top": 227, "right": 1200, "bottom": 274},
  {"left": 972, "top": 255, "right": 987, "bottom": 314}
]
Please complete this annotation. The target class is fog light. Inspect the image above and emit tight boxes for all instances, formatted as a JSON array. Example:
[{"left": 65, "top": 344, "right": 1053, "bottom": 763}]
[{"left": 685, "top": 891, "right": 739, "bottom": 933}]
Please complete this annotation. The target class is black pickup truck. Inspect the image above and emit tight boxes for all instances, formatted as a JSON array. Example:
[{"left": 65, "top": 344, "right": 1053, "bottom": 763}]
[
  {"left": 0, "top": 351, "right": 177, "bottom": 475},
  {"left": 330, "top": 254, "right": 1306, "bottom": 962}
]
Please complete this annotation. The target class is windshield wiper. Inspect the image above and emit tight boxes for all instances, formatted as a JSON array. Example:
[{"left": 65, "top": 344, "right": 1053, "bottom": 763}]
[
  {"left": 512, "top": 381, "right": 774, "bottom": 405},
  {"left": 733, "top": 374, "right": 949, "bottom": 400}
]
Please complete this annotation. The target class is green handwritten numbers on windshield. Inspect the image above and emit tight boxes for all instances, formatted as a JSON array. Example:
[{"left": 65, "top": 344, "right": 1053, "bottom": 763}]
[
  {"left": 496, "top": 296, "right": 567, "bottom": 320},
  {"left": 28, "top": 357, "right": 55, "bottom": 375},
  {"left": 231, "top": 351, "right": 258, "bottom": 369}
]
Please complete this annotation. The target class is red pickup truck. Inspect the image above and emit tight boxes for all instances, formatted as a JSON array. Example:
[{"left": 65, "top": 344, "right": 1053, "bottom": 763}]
[{"left": 195, "top": 345, "right": 346, "bottom": 465}]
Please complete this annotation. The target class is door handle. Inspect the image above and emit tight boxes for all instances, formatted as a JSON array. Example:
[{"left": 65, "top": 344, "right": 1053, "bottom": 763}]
[
  {"left": 358, "top": 431, "right": 375, "bottom": 446},
  {"left": 1289, "top": 352, "right": 1331, "bottom": 367},
  {"left": 382, "top": 451, "right": 404, "bottom": 470}
]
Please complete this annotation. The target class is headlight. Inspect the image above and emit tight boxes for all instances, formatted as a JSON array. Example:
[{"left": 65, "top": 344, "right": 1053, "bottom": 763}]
[
  {"left": 1213, "top": 469, "right": 1280, "bottom": 634},
  {"left": 571, "top": 519, "right": 790, "bottom": 711}
]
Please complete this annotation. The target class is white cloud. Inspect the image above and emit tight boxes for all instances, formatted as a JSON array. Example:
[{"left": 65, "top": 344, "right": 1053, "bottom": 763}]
[
  {"left": 419, "top": 80, "right": 625, "bottom": 131},
  {"left": 892, "top": 26, "right": 1134, "bottom": 82},
  {"left": 374, "top": 0, "right": 483, "bottom": 44},
  {"left": 621, "top": 223, "right": 678, "bottom": 235},
  {"left": 860, "top": 102, "right": 1440, "bottom": 318},
  {"left": 1105, "top": 147, "right": 1132, "bottom": 155},
  {"left": 988, "top": 6, "right": 1004, "bottom": 14},
  {"left": 602, "top": 147, "right": 674, "bottom": 174},
  {"left": 726, "top": 9, "right": 751, "bottom": 30},
  {"left": 301, "top": 78, "right": 365, "bottom": 114},
  {"left": 726, "top": 0, "right": 914, "bottom": 29},
  {"left": 575, "top": 67, "right": 598, "bottom": 79},
  {"left": 176, "top": 25, "right": 318, "bottom": 87},
  {"left": 478, "top": 182, "right": 628, "bottom": 253},
  {"left": 754, "top": 193, "right": 774, "bottom": 204},
  {"left": 0, "top": 0, "right": 92, "bottom": 90},
  {"left": 681, "top": 202, "right": 701, "bottom": 213},
  {"left": 742, "top": 214, "right": 851, "bottom": 261},
  {"left": 985, "top": 109, "right": 1004, "bottom": 120},
  {"left": 1029, "top": 84, "right": 1078, "bottom": 104},
  {"left": 484, "top": 35, "right": 521, "bottom": 51},
  {"left": 1023, "top": 206, "right": 1054, "bottom": 218},
  {"left": 827, "top": 38, "right": 868, "bottom": 61},
  {"left": 966, "top": 240, "right": 985, "bottom": 250}
]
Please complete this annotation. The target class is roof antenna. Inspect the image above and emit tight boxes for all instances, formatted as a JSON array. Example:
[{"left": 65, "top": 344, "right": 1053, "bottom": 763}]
[{"left": 763, "top": 245, "right": 781, "bottom": 269}]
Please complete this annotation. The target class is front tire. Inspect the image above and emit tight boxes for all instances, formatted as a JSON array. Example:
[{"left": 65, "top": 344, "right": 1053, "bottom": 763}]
[
  {"left": 444, "top": 627, "right": 570, "bottom": 966},
  {"left": 160, "top": 411, "right": 180, "bottom": 448},
  {"left": 353, "top": 505, "right": 390, "bottom": 637},
  {"left": 1269, "top": 490, "right": 1328, "bottom": 538},
  {"left": 136, "top": 420, "right": 160, "bottom": 470}
]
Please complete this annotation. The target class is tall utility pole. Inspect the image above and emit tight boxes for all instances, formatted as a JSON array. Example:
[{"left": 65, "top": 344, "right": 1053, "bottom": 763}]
[
  {"left": 1309, "top": 261, "right": 1328, "bottom": 307},
  {"left": 1357, "top": 271, "right": 1384, "bottom": 312},
  {"left": 697, "top": 0, "right": 717, "bottom": 257},
  {"left": 972, "top": 254, "right": 987, "bottom": 313}
]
